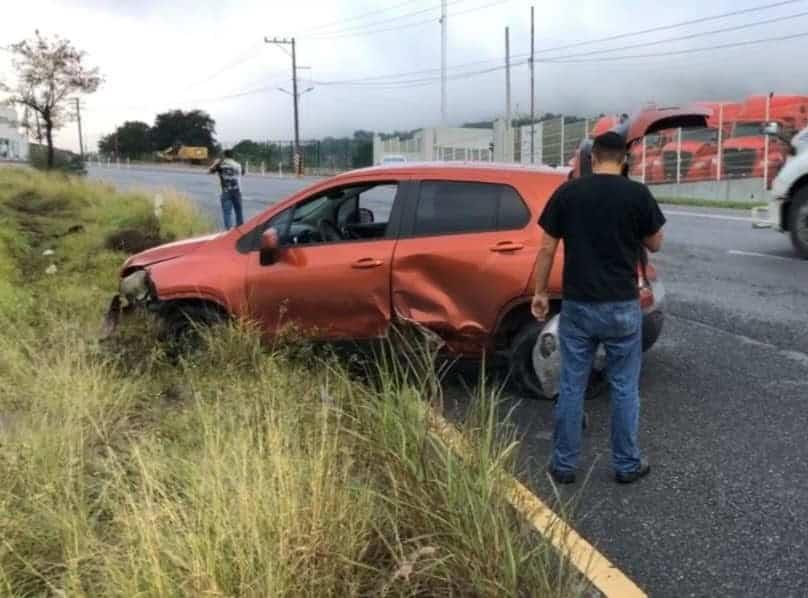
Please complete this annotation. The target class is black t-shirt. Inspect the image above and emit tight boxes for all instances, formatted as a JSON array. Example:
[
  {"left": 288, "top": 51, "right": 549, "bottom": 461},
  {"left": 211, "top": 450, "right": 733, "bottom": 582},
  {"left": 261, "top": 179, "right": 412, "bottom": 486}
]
[{"left": 538, "top": 174, "right": 666, "bottom": 302}]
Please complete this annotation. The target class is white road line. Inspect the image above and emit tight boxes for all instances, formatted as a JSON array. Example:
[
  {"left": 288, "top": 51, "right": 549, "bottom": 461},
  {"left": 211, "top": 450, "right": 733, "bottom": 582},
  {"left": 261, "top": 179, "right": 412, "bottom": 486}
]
[
  {"left": 727, "top": 249, "right": 803, "bottom": 263},
  {"left": 664, "top": 210, "right": 752, "bottom": 223}
]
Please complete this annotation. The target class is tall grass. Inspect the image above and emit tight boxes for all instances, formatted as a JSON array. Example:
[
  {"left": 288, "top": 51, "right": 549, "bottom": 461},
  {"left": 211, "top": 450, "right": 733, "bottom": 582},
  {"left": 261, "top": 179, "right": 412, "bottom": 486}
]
[{"left": 0, "top": 168, "right": 586, "bottom": 597}]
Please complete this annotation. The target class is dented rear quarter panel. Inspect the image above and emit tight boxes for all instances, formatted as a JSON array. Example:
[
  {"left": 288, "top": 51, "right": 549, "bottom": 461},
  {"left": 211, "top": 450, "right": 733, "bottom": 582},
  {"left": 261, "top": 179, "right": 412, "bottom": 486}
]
[{"left": 391, "top": 168, "right": 567, "bottom": 353}]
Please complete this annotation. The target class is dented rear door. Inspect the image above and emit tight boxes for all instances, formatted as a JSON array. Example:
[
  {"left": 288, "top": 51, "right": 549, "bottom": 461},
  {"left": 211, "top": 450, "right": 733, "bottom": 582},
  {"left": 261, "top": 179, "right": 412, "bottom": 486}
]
[{"left": 391, "top": 177, "right": 540, "bottom": 353}]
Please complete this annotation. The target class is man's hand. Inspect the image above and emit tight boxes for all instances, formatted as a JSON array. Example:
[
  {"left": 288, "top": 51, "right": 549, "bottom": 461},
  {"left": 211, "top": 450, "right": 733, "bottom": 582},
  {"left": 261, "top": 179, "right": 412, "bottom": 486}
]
[{"left": 531, "top": 292, "right": 550, "bottom": 321}]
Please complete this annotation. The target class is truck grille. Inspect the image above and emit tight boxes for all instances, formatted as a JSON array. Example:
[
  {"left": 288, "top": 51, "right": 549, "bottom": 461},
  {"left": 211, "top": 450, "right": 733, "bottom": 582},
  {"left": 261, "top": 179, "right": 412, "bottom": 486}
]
[
  {"left": 722, "top": 149, "right": 756, "bottom": 177},
  {"left": 662, "top": 151, "right": 693, "bottom": 180}
]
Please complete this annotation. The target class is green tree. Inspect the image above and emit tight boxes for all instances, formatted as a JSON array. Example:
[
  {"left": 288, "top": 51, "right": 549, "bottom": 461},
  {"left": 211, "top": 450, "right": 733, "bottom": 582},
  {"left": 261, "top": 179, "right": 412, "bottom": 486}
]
[
  {"left": 98, "top": 120, "right": 152, "bottom": 159},
  {"left": 150, "top": 109, "right": 217, "bottom": 153},
  {"left": 1, "top": 31, "right": 102, "bottom": 168}
]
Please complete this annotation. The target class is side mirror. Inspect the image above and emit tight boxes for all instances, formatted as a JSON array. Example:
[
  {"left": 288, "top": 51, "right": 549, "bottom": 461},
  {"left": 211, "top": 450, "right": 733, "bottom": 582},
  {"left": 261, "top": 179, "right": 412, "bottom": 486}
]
[
  {"left": 762, "top": 122, "right": 782, "bottom": 137},
  {"left": 358, "top": 207, "right": 374, "bottom": 224},
  {"left": 260, "top": 227, "right": 281, "bottom": 266}
]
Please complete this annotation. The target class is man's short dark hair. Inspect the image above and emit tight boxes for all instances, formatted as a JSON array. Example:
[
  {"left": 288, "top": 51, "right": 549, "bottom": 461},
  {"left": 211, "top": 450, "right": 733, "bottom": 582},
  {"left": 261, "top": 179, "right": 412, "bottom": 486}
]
[
  {"left": 223, "top": 149, "right": 234, "bottom": 159},
  {"left": 592, "top": 132, "right": 626, "bottom": 164}
]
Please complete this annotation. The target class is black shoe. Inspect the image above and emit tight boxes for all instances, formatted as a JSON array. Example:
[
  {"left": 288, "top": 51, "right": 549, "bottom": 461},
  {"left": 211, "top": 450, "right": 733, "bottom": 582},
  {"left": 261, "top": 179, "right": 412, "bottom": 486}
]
[
  {"left": 548, "top": 466, "right": 576, "bottom": 485},
  {"left": 615, "top": 460, "right": 651, "bottom": 484}
]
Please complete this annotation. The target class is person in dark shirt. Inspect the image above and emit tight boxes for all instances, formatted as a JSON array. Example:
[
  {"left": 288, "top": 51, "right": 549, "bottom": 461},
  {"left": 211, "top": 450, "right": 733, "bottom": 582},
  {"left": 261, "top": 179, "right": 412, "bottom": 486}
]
[
  {"left": 532, "top": 131, "right": 666, "bottom": 485},
  {"left": 208, "top": 149, "right": 244, "bottom": 229}
]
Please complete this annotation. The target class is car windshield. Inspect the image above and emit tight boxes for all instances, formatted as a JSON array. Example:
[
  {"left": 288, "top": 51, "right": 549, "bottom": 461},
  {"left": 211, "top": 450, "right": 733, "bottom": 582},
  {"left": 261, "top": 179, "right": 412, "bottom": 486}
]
[
  {"left": 731, "top": 122, "right": 764, "bottom": 138},
  {"left": 682, "top": 128, "right": 717, "bottom": 142}
]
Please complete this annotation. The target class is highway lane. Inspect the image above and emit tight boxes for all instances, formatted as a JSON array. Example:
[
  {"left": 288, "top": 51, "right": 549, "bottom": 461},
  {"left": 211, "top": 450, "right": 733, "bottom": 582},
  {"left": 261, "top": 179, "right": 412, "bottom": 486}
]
[{"left": 88, "top": 164, "right": 808, "bottom": 596}]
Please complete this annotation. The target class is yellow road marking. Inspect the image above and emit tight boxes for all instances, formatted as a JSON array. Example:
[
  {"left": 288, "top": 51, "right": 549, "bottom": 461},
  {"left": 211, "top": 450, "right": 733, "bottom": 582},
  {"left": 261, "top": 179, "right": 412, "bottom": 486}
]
[{"left": 429, "top": 412, "right": 647, "bottom": 598}]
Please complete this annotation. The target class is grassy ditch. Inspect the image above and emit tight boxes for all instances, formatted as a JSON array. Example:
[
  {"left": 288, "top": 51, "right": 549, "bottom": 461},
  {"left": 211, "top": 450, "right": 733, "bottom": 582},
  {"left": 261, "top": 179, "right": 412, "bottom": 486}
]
[{"left": 0, "top": 168, "right": 586, "bottom": 597}]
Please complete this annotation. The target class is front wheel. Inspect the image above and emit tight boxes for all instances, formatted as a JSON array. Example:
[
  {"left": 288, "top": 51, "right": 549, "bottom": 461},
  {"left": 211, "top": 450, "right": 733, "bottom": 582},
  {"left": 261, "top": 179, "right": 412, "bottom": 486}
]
[{"left": 788, "top": 188, "right": 808, "bottom": 259}]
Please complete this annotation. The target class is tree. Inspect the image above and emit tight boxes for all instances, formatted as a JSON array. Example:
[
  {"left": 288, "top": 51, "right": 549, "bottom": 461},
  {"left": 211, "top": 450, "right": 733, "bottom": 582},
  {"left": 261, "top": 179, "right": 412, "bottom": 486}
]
[
  {"left": 150, "top": 109, "right": 217, "bottom": 153},
  {"left": 98, "top": 121, "right": 152, "bottom": 159},
  {"left": 1, "top": 32, "right": 101, "bottom": 168}
]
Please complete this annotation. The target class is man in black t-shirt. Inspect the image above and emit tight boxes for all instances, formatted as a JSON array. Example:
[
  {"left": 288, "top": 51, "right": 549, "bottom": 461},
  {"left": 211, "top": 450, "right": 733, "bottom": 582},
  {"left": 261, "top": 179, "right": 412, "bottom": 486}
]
[{"left": 532, "top": 132, "right": 666, "bottom": 485}]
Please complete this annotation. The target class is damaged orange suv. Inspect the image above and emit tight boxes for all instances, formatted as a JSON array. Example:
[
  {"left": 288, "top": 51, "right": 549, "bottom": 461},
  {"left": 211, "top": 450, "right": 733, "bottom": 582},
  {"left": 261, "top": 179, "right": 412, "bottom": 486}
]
[{"left": 110, "top": 106, "right": 708, "bottom": 398}]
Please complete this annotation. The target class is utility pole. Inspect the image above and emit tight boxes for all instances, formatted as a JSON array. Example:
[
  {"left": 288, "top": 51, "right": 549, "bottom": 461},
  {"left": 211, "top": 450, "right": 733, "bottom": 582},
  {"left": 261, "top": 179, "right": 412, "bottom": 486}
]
[
  {"left": 440, "top": 0, "right": 448, "bottom": 125},
  {"left": 265, "top": 36, "right": 302, "bottom": 175},
  {"left": 529, "top": 5, "right": 535, "bottom": 164},
  {"left": 74, "top": 97, "right": 85, "bottom": 161},
  {"left": 505, "top": 26, "right": 511, "bottom": 128}
]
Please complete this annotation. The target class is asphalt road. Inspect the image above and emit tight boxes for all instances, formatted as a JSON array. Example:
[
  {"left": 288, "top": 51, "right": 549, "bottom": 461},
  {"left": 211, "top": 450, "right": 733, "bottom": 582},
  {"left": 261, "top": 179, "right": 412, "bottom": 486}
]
[{"left": 88, "top": 164, "right": 808, "bottom": 597}]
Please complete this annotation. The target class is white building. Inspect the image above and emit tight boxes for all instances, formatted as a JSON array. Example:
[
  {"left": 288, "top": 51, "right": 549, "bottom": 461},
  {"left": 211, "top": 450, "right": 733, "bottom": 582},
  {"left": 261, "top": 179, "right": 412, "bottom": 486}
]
[
  {"left": 374, "top": 126, "right": 496, "bottom": 164},
  {"left": 0, "top": 106, "right": 30, "bottom": 162}
]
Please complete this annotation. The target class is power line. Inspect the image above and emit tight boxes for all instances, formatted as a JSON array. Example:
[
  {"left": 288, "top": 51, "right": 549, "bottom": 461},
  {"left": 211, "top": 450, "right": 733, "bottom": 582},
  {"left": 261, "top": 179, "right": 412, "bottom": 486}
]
[
  {"left": 187, "top": 42, "right": 264, "bottom": 89},
  {"left": 308, "top": 0, "right": 804, "bottom": 84},
  {"left": 307, "top": 0, "right": 508, "bottom": 40},
  {"left": 300, "top": 0, "right": 423, "bottom": 34},
  {"left": 545, "top": 30, "right": 808, "bottom": 63},
  {"left": 536, "top": 8, "right": 808, "bottom": 62},
  {"left": 307, "top": 0, "right": 467, "bottom": 38}
]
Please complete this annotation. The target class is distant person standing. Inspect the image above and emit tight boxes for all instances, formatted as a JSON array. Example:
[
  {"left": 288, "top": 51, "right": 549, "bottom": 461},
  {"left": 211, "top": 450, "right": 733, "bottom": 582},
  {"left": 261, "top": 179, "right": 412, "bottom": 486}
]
[
  {"left": 531, "top": 131, "right": 666, "bottom": 485},
  {"left": 208, "top": 149, "right": 243, "bottom": 229}
]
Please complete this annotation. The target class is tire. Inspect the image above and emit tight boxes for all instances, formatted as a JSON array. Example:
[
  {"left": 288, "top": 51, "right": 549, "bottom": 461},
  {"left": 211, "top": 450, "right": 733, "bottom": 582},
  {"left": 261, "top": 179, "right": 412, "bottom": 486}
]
[
  {"left": 788, "top": 187, "right": 808, "bottom": 259},
  {"left": 509, "top": 318, "right": 608, "bottom": 401},
  {"left": 160, "top": 302, "right": 226, "bottom": 354},
  {"left": 509, "top": 320, "right": 549, "bottom": 399}
]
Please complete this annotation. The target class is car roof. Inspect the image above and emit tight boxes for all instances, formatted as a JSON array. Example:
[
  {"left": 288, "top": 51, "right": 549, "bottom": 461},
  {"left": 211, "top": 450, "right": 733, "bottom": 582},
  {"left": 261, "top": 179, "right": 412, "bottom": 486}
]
[{"left": 339, "top": 161, "right": 570, "bottom": 179}]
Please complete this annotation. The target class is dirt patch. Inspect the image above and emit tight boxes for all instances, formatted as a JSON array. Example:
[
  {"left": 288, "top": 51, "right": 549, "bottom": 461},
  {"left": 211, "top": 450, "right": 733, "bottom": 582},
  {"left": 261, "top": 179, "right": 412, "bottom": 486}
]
[{"left": 103, "top": 214, "right": 175, "bottom": 254}]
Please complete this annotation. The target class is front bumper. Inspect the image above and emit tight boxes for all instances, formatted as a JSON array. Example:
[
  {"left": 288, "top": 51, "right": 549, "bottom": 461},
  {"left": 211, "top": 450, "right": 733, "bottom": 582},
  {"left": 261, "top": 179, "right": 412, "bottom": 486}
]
[
  {"left": 100, "top": 269, "right": 158, "bottom": 339},
  {"left": 752, "top": 198, "right": 785, "bottom": 231}
]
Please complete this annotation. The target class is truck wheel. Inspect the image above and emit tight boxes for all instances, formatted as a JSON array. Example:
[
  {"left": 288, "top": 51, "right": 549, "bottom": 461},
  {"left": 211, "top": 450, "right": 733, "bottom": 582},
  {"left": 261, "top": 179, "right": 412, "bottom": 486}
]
[{"left": 788, "top": 188, "right": 808, "bottom": 259}]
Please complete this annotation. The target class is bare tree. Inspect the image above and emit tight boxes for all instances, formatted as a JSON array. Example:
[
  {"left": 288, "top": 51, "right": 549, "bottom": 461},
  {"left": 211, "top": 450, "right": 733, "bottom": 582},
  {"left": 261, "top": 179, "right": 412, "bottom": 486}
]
[{"left": 1, "top": 31, "right": 101, "bottom": 168}]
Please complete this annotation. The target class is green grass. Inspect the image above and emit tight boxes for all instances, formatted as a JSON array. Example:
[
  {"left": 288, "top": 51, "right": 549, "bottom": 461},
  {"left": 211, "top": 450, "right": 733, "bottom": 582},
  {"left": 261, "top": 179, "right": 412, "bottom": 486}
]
[
  {"left": 0, "top": 168, "right": 586, "bottom": 597},
  {"left": 655, "top": 196, "right": 766, "bottom": 210}
]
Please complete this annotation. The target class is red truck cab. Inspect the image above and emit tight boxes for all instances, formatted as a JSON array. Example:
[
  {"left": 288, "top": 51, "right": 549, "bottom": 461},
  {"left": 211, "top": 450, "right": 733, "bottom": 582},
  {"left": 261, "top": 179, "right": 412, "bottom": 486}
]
[{"left": 722, "top": 95, "right": 808, "bottom": 184}]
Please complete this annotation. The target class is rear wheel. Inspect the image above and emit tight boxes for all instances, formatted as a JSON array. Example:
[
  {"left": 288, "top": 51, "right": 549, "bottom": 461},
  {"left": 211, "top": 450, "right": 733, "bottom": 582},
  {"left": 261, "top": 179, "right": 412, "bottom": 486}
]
[
  {"left": 509, "top": 320, "right": 547, "bottom": 398},
  {"left": 509, "top": 318, "right": 608, "bottom": 401},
  {"left": 788, "top": 188, "right": 808, "bottom": 259}
]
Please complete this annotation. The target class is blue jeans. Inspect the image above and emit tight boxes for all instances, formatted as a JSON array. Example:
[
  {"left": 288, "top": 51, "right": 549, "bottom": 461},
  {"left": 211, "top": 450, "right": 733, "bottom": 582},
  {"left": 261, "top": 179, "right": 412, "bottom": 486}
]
[
  {"left": 220, "top": 190, "right": 243, "bottom": 229},
  {"left": 553, "top": 300, "right": 643, "bottom": 476}
]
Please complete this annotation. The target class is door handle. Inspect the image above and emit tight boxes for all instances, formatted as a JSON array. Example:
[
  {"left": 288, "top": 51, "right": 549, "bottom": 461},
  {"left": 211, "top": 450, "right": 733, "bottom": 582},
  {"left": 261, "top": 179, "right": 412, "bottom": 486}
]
[
  {"left": 490, "top": 241, "right": 524, "bottom": 252},
  {"left": 351, "top": 257, "right": 384, "bottom": 269}
]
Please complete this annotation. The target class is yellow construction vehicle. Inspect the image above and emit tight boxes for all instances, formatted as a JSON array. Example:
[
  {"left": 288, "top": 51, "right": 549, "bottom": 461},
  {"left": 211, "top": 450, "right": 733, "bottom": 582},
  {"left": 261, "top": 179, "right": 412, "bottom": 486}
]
[{"left": 157, "top": 144, "right": 209, "bottom": 165}]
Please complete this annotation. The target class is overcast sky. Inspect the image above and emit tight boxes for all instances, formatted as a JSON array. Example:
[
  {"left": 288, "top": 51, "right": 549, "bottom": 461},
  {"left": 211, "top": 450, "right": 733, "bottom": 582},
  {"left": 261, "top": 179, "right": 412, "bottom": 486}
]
[{"left": 2, "top": 0, "right": 808, "bottom": 152}]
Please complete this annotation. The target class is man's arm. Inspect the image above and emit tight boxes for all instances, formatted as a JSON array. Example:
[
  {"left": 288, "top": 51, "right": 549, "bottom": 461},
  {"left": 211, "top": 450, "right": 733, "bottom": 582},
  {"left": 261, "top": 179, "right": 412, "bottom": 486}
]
[
  {"left": 207, "top": 159, "right": 221, "bottom": 174},
  {"left": 531, "top": 232, "right": 560, "bottom": 321}
]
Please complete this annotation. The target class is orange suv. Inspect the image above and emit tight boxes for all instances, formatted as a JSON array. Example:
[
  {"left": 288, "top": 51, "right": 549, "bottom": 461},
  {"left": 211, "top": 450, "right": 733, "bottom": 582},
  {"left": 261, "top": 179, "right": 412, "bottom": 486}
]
[{"left": 110, "top": 107, "right": 708, "bottom": 398}]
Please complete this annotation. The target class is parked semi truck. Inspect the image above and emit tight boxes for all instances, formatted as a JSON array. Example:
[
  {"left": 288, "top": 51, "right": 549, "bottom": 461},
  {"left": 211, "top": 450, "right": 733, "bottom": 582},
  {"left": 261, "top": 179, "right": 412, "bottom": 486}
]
[
  {"left": 754, "top": 124, "right": 808, "bottom": 258},
  {"left": 656, "top": 101, "right": 742, "bottom": 183},
  {"left": 721, "top": 95, "right": 808, "bottom": 184}
]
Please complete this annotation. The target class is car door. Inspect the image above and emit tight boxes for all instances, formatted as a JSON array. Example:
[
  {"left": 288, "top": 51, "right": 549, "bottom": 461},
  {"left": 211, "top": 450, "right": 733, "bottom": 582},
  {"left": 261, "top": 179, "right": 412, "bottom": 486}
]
[
  {"left": 244, "top": 178, "right": 407, "bottom": 340},
  {"left": 391, "top": 177, "right": 538, "bottom": 353}
]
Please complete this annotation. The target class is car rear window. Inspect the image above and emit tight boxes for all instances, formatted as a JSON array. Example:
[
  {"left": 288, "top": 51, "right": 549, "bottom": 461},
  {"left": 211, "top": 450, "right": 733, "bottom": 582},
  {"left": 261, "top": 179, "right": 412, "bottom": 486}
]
[{"left": 413, "top": 181, "right": 530, "bottom": 235}]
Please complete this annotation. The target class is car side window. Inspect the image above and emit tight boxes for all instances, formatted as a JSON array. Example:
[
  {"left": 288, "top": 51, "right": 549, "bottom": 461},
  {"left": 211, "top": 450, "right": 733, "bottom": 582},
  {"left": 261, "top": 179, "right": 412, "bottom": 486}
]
[{"left": 413, "top": 181, "right": 529, "bottom": 236}]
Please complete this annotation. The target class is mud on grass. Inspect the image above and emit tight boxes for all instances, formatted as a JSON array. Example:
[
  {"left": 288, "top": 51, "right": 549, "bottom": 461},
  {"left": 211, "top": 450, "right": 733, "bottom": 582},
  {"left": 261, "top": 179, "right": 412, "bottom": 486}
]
[{"left": 0, "top": 168, "right": 588, "bottom": 597}]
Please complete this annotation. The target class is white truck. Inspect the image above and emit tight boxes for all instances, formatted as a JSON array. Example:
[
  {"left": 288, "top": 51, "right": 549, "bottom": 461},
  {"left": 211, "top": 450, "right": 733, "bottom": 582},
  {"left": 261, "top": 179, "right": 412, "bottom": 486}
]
[{"left": 754, "top": 124, "right": 808, "bottom": 258}]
